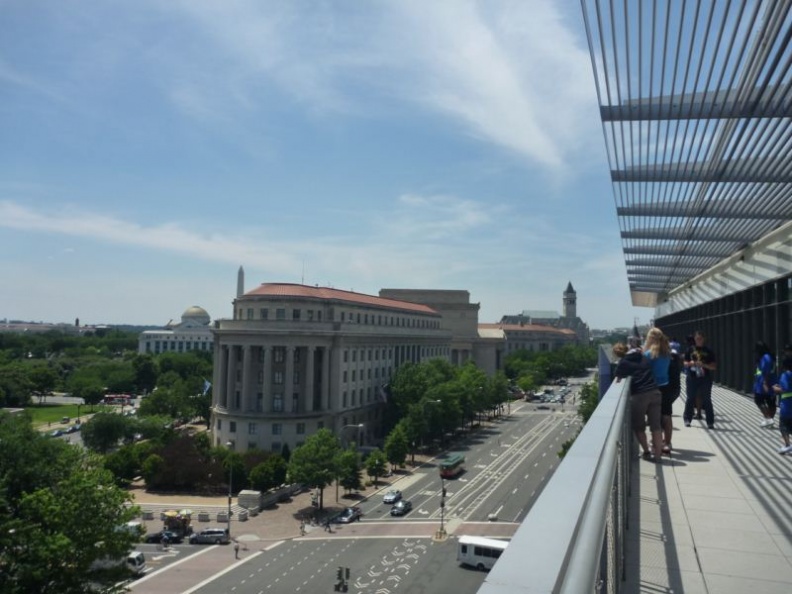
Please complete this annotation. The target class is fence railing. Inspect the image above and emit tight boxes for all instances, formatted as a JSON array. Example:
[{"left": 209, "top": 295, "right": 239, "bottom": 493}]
[{"left": 478, "top": 377, "right": 632, "bottom": 594}]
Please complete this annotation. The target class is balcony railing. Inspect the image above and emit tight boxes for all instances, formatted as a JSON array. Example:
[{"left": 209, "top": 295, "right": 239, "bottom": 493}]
[{"left": 479, "top": 377, "right": 633, "bottom": 594}]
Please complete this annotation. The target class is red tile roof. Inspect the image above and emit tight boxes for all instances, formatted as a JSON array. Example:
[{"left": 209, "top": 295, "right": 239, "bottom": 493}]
[
  {"left": 242, "top": 283, "right": 438, "bottom": 315},
  {"left": 479, "top": 322, "right": 571, "bottom": 336}
]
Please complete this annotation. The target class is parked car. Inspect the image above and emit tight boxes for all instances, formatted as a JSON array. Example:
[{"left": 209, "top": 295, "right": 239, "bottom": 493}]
[
  {"left": 334, "top": 507, "right": 363, "bottom": 524},
  {"left": 144, "top": 530, "right": 183, "bottom": 544},
  {"left": 383, "top": 489, "right": 402, "bottom": 504},
  {"left": 390, "top": 500, "right": 413, "bottom": 516},
  {"left": 49, "top": 429, "right": 63, "bottom": 438},
  {"left": 189, "top": 528, "right": 230, "bottom": 545}
]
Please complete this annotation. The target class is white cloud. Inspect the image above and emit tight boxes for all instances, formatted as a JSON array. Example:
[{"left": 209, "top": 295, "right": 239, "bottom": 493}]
[{"left": 149, "top": 1, "right": 600, "bottom": 169}]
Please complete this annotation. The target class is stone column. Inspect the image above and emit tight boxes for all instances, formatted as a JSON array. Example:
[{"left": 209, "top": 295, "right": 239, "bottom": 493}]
[
  {"left": 226, "top": 345, "right": 237, "bottom": 410},
  {"left": 242, "top": 345, "right": 252, "bottom": 412},
  {"left": 305, "top": 345, "right": 315, "bottom": 412},
  {"left": 285, "top": 346, "right": 295, "bottom": 412},
  {"left": 329, "top": 346, "right": 342, "bottom": 412},
  {"left": 261, "top": 346, "right": 270, "bottom": 413},
  {"left": 322, "top": 346, "right": 331, "bottom": 411},
  {"left": 217, "top": 344, "right": 228, "bottom": 408}
]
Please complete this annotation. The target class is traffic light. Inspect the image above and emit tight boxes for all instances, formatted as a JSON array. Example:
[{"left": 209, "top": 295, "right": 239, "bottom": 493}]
[
  {"left": 345, "top": 567, "right": 350, "bottom": 580},
  {"left": 336, "top": 567, "right": 343, "bottom": 581}
]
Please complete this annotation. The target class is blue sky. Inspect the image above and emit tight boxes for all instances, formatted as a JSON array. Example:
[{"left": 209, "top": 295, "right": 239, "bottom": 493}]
[{"left": 0, "top": 1, "right": 649, "bottom": 330}]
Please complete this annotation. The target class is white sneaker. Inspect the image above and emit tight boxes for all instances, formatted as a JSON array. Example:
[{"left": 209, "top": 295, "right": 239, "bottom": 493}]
[
  {"left": 778, "top": 445, "right": 788, "bottom": 454},
  {"left": 761, "top": 419, "right": 770, "bottom": 427},
  {"left": 783, "top": 445, "right": 792, "bottom": 455}
]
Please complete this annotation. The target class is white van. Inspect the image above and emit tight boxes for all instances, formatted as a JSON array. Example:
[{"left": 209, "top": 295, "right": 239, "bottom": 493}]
[
  {"left": 457, "top": 535, "right": 508, "bottom": 571},
  {"left": 127, "top": 551, "right": 147, "bottom": 576}
]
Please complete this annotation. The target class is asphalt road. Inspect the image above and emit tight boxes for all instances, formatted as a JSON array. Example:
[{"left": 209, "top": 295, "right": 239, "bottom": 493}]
[{"left": 131, "top": 401, "right": 581, "bottom": 594}]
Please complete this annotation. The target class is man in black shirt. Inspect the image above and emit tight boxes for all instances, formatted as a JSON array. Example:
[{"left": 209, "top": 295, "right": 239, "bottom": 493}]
[{"left": 683, "top": 331, "right": 717, "bottom": 429}]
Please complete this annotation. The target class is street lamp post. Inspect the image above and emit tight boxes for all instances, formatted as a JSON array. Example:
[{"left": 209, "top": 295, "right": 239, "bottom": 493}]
[
  {"left": 76, "top": 403, "right": 82, "bottom": 423},
  {"left": 226, "top": 441, "right": 233, "bottom": 539},
  {"left": 436, "top": 478, "right": 447, "bottom": 541}
]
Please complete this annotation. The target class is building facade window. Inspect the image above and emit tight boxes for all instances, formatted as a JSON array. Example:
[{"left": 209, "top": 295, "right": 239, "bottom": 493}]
[
  {"left": 248, "top": 422, "right": 257, "bottom": 435},
  {"left": 230, "top": 421, "right": 237, "bottom": 433},
  {"left": 260, "top": 308, "right": 268, "bottom": 320},
  {"left": 274, "top": 347, "right": 285, "bottom": 363},
  {"left": 273, "top": 394, "right": 283, "bottom": 412},
  {"left": 276, "top": 308, "right": 286, "bottom": 320},
  {"left": 296, "top": 422, "right": 305, "bottom": 435},
  {"left": 273, "top": 423, "right": 282, "bottom": 435},
  {"left": 293, "top": 309, "right": 301, "bottom": 320},
  {"left": 274, "top": 371, "right": 284, "bottom": 385}
]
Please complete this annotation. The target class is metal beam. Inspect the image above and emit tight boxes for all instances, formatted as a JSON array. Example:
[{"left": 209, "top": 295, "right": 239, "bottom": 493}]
[{"left": 616, "top": 203, "right": 789, "bottom": 220}]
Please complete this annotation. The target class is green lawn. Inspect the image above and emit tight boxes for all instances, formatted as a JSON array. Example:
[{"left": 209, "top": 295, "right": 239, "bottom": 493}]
[{"left": 26, "top": 403, "right": 109, "bottom": 427}]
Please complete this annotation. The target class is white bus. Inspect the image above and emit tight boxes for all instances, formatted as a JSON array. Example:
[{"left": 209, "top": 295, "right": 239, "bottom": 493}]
[{"left": 457, "top": 535, "right": 509, "bottom": 571}]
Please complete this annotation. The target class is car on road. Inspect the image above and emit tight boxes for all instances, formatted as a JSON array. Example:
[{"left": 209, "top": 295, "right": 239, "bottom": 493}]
[
  {"left": 49, "top": 429, "right": 63, "bottom": 438},
  {"left": 334, "top": 506, "right": 363, "bottom": 523},
  {"left": 536, "top": 405, "right": 551, "bottom": 411},
  {"left": 390, "top": 500, "right": 413, "bottom": 516},
  {"left": 144, "top": 530, "right": 183, "bottom": 544},
  {"left": 383, "top": 489, "right": 402, "bottom": 504},
  {"left": 189, "top": 528, "right": 230, "bottom": 545}
]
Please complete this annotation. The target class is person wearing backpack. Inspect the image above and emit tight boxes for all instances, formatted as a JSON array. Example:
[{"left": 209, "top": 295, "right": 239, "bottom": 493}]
[{"left": 773, "top": 357, "right": 792, "bottom": 455}]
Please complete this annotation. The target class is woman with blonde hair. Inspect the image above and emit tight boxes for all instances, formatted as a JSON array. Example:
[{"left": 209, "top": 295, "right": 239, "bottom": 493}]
[
  {"left": 644, "top": 328, "right": 676, "bottom": 454},
  {"left": 613, "top": 341, "right": 663, "bottom": 462}
]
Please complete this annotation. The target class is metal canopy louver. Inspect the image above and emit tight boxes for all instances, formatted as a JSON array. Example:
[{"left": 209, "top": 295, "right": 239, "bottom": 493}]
[{"left": 580, "top": 0, "right": 792, "bottom": 304}]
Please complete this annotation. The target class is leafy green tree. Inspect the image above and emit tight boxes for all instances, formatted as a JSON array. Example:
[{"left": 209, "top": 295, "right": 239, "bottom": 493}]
[
  {"left": 248, "top": 455, "right": 288, "bottom": 492},
  {"left": 132, "top": 354, "right": 158, "bottom": 394},
  {"left": 223, "top": 450, "right": 247, "bottom": 494},
  {"left": 28, "top": 364, "right": 58, "bottom": 402},
  {"left": 67, "top": 375, "right": 105, "bottom": 408},
  {"left": 103, "top": 446, "right": 140, "bottom": 486},
  {"left": 0, "top": 411, "right": 139, "bottom": 594},
  {"left": 365, "top": 448, "right": 388, "bottom": 485},
  {"left": 337, "top": 448, "right": 362, "bottom": 494},
  {"left": 287, "top": 429, "right": 341, "bottom": 509},
  {"left": 384, "top": 422, "right": 409, "bottom": 470},
  {"left": 141, "top": 453, "right": 166, "bottom": 487},
  {"left": 81, "top": 412, "right": 133, "bottom": 454},
  {"left": 0, "top": 363, "right": 32, "bottom": 407},
  {"left": 577, "top": 380, "right": 600, "bottom": 424}
]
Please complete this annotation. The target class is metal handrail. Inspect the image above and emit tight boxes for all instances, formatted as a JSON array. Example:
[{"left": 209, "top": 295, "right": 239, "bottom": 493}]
[{"left": 478, "top": 377, "right": 631, "bottom": 594}]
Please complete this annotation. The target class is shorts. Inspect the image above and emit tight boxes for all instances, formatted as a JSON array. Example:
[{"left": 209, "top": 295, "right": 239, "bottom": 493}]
[
  {"left": 754, "top": 393, "right": 774, "bottom": 410},
  {"left": 631, "top": 388, "right": 662, "bottom": 433},
  {"left": 660, "top": 383, "right": 677, "bottom": 416},
  {"left": 779, "top": 416, "right": 792, "bottom": 437}
]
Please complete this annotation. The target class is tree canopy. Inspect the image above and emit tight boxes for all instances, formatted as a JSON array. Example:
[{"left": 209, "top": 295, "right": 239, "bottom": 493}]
[
  {"left": 0, "top": 411, "right": 139, "bottom": 594},
  {"left": 287, "top": 429, "right": 342, "bottom": 509}
]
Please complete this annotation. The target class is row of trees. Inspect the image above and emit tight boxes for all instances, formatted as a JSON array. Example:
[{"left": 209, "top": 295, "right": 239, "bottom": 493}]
[{"left": 0, "top": 329, "right": 213, "bottom": 425}]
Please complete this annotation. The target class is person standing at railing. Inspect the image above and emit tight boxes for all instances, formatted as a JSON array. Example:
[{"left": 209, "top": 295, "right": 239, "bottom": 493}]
[
  {"left": 753, "top": 341, "right": 777, "bottom": 428},
  {"left": 643, "top": 329, "right": 676, "bottom": 455},
  {"left": 683, "top": 331, "right": 717, "bottom": 429},
  {"left": 613, "top": 340, "right": 663, "bottom": 463},
  {"left": 772, "top": 357, "right": 792, "bottom": 455}
]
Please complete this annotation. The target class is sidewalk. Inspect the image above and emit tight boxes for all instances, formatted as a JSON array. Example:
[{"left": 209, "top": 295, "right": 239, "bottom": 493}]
[
  {"left": 129, "top": 459, "right": 435, "bottom": 544},
  {"left": 624, "top": 385, "right": 792, "bottom": 593}
]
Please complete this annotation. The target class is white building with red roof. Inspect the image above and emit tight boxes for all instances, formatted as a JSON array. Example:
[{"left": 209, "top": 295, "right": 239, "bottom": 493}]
[{"left": 210, "top": 275, "right": 451, "bottom": 453}]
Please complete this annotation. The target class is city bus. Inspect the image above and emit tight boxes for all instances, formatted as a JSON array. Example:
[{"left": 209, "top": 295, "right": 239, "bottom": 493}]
[
  {"left": 439, "top": 452, "right": 465, "bottom": 478},
  {"left": 457, "top": 535, "right": 509, "bottom": 571},
  {"left": 102, "top": 394, "right": 130, "bottom": 406}
]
